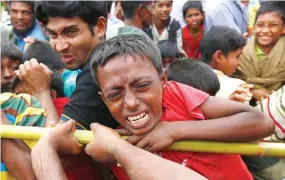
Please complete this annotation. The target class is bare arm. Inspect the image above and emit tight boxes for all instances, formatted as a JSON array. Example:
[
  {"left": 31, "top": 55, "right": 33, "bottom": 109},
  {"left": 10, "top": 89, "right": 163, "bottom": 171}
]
[
  {"left": 1, "top": 110, "right": 36, "bottom": 180},
  {"left": 18, "top": 59, "right": 59, "bottom": 125},
  {"left": 85, "top": 123, "right": 206, "bottom": 180},
  {"left": 122, "top": 96, "right": 274, "bottom": 152},
  {"left": 31, "top": 120, "right": 82, "bottom": 180},
  {"left": 114, "top": 138, "right": 206, "bottom": 180},
  {"left": 31, "top": 142, "right": 68, "bottom": 180}
]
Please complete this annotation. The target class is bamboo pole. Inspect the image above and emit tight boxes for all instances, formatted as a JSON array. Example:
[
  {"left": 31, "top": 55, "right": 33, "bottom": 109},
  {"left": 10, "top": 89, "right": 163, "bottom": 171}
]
[{"left": 1, "top": 125, "right": 285, "bottom": 158}]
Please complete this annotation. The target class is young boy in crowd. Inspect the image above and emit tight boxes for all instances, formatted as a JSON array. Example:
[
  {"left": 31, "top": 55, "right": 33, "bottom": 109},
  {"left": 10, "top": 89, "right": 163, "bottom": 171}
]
[
  {"left": 149, "top": 0, "right": 183, "bottom": 53},
  {"left": 200, "top": 26, "right": 253, "bottom": 103},
  {"left": 182, "top": 1, "right": 204, "bottom": 58},
  {"left": 22, "top": 40, "right": 80, "bottom": 98},
  {"left": 90, "top": 34, "right": 274, "bottom": 180},
  {"left": 1, "top": 42, "right": 22, "bottom": 93},
  {"left": 167, "top": 58, "right": 220, "bottom": 96},
  {"left": 237, "top": 4, "right": 285, "bottom": 102},
  {"left": 12, "top": 68, "right": 69, "bottom": 116},
  {"left": 157, "top": 40, "right": 181, "bottom": 69}
]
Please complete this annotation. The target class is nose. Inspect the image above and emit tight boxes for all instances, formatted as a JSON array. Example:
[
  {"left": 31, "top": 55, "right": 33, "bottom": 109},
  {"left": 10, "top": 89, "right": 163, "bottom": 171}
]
[
  {"left": 51, "top": 38, "right": 69, "bottom": 53},
  {"left": 16, "top": 12, "right": 24, "bottom": 20},
  {"left": 124, "top": 90, "right": 140, "bottom": 111},
  {"left": 3, "top": 68, "right": 14, "bottom": 80},
  {"left": 261, "top": 26, "right": 270, "bottom": 33}
]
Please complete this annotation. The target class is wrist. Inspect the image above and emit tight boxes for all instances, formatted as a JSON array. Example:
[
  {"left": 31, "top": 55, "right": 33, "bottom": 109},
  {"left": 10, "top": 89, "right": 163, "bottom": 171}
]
[{"left": 34, "top": 90, "right": 51, "bottom": 99}]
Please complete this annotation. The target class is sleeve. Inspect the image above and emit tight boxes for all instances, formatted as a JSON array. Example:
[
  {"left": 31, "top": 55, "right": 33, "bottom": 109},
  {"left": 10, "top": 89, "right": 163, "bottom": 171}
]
[
  {"left": 205, "top": 6, "right": 241, "bottom": 33},
  {"left": 61, "top": 65, "right": 119, "bottom": 130},
  {"left": 176, "top": 28, "right": 183, "bottom": 51},
  {"left": 0, "top": 93, "right": 46, "bottom": 127}
]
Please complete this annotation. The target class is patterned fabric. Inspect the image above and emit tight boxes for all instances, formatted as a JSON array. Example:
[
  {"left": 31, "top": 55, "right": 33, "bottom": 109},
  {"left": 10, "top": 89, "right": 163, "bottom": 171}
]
[
  {"left": 0, "top": 93, "right": 47, "bottom": 180},
  {"left": 256, "top": 86, "right": 285, "bottom": 142}
]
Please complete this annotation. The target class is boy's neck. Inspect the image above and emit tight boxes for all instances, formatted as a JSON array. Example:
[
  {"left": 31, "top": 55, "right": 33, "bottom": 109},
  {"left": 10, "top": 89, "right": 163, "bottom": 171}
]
[
  {"left": 188, "top": 25, "right": 202, "bottom": 35},
  {"left": 257, "top": 44, "right": 275, "bottom": 55},
  {"left": 154, "top": 16, "right": 167, "bottom": 31},
  {"left": 124, "top": 18, "right": 143, "bottom": 30}
]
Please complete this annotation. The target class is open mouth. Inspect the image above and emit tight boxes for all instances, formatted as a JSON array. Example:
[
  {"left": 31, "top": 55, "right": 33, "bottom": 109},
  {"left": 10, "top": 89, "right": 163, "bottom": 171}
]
[{"left": 126, "top": 112, "right": 150, "bottom": 129}]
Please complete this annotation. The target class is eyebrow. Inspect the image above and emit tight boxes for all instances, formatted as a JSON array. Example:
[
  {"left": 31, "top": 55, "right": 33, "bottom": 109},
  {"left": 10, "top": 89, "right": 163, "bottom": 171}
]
[
  {"left": 104, "top": 76, "right": 153, "bottom": 92},
  {"left": 45, "top": 25, "right": 79, "bottom": 34}
]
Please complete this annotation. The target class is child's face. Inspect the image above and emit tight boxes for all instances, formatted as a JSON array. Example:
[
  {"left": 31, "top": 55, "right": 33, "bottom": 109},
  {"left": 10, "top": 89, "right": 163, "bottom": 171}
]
[
  {"left": 1, "top": 57, "right": 20, "bottom": 92},
  {"left": 184, "top": 8, "right": 204, "bottom": 29},
  {"left": 254, "top": 12, "right": 285, "bottom": 48},
  {"left": 154, "top": 1, "right": 172, "bottom": 21},
  {"left": 218, "top": 47, "right": 243, "bottom": 76},
  {"left": 162, "top": 56, "right": 176, "bottom": 69},
  {"left": 97, "top": 55, "right": 166, "bottom": 135}
]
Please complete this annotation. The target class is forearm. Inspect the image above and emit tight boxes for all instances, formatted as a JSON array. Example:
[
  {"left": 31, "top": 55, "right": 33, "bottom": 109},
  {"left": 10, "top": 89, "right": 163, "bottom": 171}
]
[
  {"left": 173, "top": 111, "right": 274, "bottom": 142},
  {"left": 114, "top": 140, "right": 206, "bottom": 180},
  {"left": 1, "top": 139, "right": 36, "bottom": 180},
  {"left": 34, "top": 91, "right": 59, "bottom": 126},
  {"left": 31, "top": 142, "right": 67, "bottom": 180}
]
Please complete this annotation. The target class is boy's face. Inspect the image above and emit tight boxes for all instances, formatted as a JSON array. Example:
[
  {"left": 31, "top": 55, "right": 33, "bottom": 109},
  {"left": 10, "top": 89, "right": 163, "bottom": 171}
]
[
  {"left": 184, "top": 8, "right": 204, "bottom": 29},
  {"left": 46, "top": 16, "right": 106, "bottom": 70},
  {"left": 97, "top": 55, "right": 166, "bottom": 135},
  {"left": 162, "top": 56, "right": 176, "bottom": 69},
  {"left": 1, "top": 57, "right": 20, "bottom": 92},
  {"left": 218, "top": 47, "right": 243, "bottom": 76},
  {"left": 154, "top": 1, "right": 172, "bottom": 21},
  {"left": 254, "top": 12, "right": 285, "bottom": 48}
]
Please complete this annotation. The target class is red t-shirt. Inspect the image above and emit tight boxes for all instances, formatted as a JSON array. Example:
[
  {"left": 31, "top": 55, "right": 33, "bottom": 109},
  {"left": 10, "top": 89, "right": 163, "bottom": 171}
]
[
  {"left": 182, "top": 25, "right": 204, "bottom": 59},
  {"left": 53, "top": 97, "right": 70, "bottom": 116},
  {"left": 112, "top": 81, "right": 253, "bottom": 180}
]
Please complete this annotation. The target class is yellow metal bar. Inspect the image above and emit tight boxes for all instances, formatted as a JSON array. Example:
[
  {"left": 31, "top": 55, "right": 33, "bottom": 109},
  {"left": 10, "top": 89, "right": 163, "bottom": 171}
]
[{"left": 1, "top": 125, "right": 285, "bottom": 158}]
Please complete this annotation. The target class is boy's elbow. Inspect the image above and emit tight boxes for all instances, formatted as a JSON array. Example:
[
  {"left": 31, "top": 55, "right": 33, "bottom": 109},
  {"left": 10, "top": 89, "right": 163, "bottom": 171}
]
[{"left": 253, "top": 111, "right": 275, "bottom": 138}]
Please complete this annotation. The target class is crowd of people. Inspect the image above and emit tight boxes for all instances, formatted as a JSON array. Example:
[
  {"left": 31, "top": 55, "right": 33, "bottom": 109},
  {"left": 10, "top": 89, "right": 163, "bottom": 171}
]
[{"left": 1, "top": 0, "right": 285, "bottom": 180}]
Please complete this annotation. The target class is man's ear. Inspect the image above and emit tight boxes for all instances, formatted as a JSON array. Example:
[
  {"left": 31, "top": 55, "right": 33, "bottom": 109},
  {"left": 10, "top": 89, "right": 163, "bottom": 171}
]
[
  {"left": 98, "top": 91, "right": 107, "bottom": 104},
  {"left": 50, "top": 90, "right": 57, "bottom": 99},
  {"left": 94, "top": 16, "right": 107, "bottom": 40},
  {"left": 282, "top": 25, "right": 285, "bottom": 35},
  {"left": 137, "top": 4, "right": 145, "bottom": 17},
  {"left": 212, "top": 50, "right": 224, "bottom": 64}
]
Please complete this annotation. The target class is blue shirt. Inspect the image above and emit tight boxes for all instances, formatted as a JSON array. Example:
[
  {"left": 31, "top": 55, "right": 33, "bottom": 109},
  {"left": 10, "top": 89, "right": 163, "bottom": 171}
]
[
  {"left": 205, "top": 1, "right": 248, "bottom": 34},
  {"left": 14, "top": 21, "right": 47, "bottom": 51},
  {"left": 61, "top": 69, "right": 81, "bottom": 98}
]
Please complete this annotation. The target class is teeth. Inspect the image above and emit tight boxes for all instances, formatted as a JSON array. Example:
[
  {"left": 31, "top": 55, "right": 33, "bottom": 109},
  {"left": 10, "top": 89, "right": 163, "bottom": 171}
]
[{"left": 127, "top": 112, "right": 147, "bottom": 122}]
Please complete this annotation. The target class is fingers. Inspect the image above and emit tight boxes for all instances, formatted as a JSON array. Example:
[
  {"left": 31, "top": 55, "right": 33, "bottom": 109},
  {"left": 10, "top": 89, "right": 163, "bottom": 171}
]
[{"left": 136, "top": 138, "right": 150, "bottom": 150}]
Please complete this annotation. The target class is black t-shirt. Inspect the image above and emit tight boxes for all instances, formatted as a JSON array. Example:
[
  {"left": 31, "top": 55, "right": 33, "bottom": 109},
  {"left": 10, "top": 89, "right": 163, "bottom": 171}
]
[{"left": 61, "top": 59, "right": 119, "bottom": 130}]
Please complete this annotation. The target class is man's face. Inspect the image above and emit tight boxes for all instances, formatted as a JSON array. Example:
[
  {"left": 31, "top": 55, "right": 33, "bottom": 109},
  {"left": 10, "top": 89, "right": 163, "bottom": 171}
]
[
  {"left": 154, "top": 1, "right": 172, "bottom": 21},
  {"left": 141, "top": 2, "right": 154, "bottom": 28},
  {"left": 184, "top": 8, "right": 204, "bottom": 29},
  {"left": 45, "top": 16, "right": 106, "bottom": 70},
  {"left": 219, "top": 47, "right": 243, "bottom": 76},
  {"left": 10, "top": 2, "right": 34, "bottom": 35},
  {"left": 97, "top": 55, "right": 166, "bottom": 135},
  {"left": 254, "top": 12, "right": 285, "bottom": 48},
  {"left": 1, "top": 57, "right": 20, "bottom": 92},
  {"left": 162, "top": 56, "right": 176, "bottom": 69}
]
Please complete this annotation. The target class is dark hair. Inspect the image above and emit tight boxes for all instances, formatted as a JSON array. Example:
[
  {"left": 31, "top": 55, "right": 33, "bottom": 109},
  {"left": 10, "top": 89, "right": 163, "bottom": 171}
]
[
  {"left": 1, "top": 42, "right": 22, "bottom": 62},
  {"left": 35, "top": 1, "right": 107, "bottom": 35},
  {"left": 121, "top": 1, "right": 150, "bottom": 19},
  {"left": 182, "top": 1, "right": 203, "bottom": 18},
  {"left": 9, "top": 1, "right": 35, "bottom": 15},
  {"left": 157, "top": 40, "right": 179, "bottom": 58},
  {"left": 22, "top": 40, "right": 65, "bottom": 71},
  {"left": 12, "top": 67, "right": 65, "bottom": 97},
  {"left": 255, "top": 4, "right": 285, "bottom": 24},
  {"left": 91, "top": 34, "right": 162, "bottom": 86},
  {"left": 200, "top": 26, "right": 246, "bottom": 64},
  {"left": 167, "top": 58, "right": 220, "bottom": 96}
]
